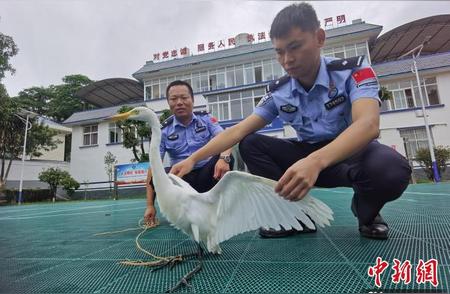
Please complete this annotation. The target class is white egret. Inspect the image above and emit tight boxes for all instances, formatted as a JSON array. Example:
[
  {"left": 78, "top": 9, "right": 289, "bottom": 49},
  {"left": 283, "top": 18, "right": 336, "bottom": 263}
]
[{"left": 110, "top": 106, "right": 333, "bottom": 292}]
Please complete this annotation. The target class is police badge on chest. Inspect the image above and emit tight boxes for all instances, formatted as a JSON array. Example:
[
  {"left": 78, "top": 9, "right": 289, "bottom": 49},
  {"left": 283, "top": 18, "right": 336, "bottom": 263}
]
[
  {"left": 324, "top": 96, "right": 346, "bottom": 110},
  {"left": 280, "top": 104, "right": 298, "bottom": 113}
]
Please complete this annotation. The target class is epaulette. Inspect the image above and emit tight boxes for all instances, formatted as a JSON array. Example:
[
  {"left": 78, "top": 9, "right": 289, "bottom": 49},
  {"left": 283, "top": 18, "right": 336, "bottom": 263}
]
[
  {"left": 161, "top": 115, "right": 174, "bottom": 129},
  {"left": 193, "top": 110, "right": 209, "bottom": 116},
  {"left": 267, "top": 75, "right": 290, "bottom": 92},
  {"left": 327, "top": 55, "right": 365, "bottom": 71}
]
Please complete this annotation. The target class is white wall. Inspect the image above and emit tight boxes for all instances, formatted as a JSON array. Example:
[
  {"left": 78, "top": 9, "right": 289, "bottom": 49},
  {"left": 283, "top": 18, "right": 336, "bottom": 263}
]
[
  {"left": 36, "top": 133, "right": 67, "bottom": 161},
  {"left": 379, "top": 71, "right": 450, "bottom": 157},
  {"left": 6, "top": 160, "right": 69, "bottom": 189}
]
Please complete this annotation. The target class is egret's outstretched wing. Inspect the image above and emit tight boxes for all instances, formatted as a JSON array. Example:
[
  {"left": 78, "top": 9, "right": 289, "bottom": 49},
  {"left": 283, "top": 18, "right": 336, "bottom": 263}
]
[
  {"left": 167, "top": 174, "right": 198, "bottom": 194},
  {"left": 206, "top": 171, "right": 333, "bottom": 244}
]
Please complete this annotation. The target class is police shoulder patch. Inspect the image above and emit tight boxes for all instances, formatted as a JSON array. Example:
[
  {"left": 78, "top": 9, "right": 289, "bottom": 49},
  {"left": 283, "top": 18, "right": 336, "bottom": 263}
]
[
  {"left": 193, "top": 110, "right": 209, "bottom": 116},
  {"left": 257, "top": 93, "right": 273, "bottom": 107},
  {"left": 161, "top": 115, "right": 174, "bottom": 129},
  {"left": 327, "top": 55, "right": 365, "bottom": 71},
  {"left": 267, "top": 75, "right": 290, "bottom": 92}
]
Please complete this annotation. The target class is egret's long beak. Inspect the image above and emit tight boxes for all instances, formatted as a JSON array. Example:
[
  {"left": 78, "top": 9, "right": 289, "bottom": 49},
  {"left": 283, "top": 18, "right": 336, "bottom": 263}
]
[{"left": 108, "top": 110, "right": 134, "bottom": 122}]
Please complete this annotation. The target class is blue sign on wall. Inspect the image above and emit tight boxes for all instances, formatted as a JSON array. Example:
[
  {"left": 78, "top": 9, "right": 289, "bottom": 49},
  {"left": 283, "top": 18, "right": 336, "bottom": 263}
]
[{"left": 115, "top": 162, "right": 150, "bottom": 186}]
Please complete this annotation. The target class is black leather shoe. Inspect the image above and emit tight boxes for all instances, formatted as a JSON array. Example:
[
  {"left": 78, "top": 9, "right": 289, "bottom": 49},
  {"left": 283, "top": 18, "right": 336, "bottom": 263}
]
[
  {"left": 351, "top": 198, "right": 389, "bottom": 240},
  {"left": 259, "top": 219, "right": 317, "bottom": 238}
]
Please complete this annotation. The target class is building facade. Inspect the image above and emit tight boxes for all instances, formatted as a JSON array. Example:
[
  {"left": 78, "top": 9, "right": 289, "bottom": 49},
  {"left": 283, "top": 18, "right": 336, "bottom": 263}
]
[{"left": 65, "top": 16, "right": 450, "bottom": 188}]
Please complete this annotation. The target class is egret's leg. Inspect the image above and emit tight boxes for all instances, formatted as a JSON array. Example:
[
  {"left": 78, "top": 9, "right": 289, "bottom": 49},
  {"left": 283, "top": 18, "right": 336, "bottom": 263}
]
[{"left": 165, "top": 243, "right": 203, "bottom": 293}]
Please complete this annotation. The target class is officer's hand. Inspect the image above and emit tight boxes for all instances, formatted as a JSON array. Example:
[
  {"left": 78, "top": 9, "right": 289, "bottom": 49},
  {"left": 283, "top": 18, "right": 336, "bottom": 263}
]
[
  {"left": 213, "top": 158, "right": 230, "bottom": 180},
  {"left": 170, "top": 158, "right": 195, "bottom": 178},
  {"left": 144, "top": 205, "right": 157, "bottom": 226},
  {"left": 275, "top": 157, "right": 322, "bottom": 201}
]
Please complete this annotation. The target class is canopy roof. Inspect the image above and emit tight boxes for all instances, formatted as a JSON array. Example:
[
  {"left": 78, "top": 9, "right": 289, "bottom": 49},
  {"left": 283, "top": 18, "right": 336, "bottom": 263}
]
[{"left": 75, "top": 78, "right": 144, "bottom": 108}]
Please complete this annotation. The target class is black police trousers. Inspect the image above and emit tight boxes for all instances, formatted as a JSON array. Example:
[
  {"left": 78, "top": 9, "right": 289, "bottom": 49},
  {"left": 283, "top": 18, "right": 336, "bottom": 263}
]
[
  {"left": 151, "top": 155, "right": 234, "bottom": 193},
  {"left": 238, "top": 133, "right": 412, "bottom": 226}
]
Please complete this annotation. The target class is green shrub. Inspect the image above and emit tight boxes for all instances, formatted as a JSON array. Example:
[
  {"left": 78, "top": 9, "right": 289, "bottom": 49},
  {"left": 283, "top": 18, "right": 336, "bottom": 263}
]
[
  {"left": 38, "top": 168, "right": 79, "bottom": 199},
  {"left": 60, "top": 176, "right": 80, "bottom": 197},
  {"left": 415, "top": 146, "right": 450, "bottom": 180}
]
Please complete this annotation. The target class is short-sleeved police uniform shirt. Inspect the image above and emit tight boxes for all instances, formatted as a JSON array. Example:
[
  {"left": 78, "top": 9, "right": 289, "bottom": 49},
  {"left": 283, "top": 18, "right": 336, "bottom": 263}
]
[
  {"left": 160, "top": 111, "right": 223, "bottom": 169},
  {"left": 254, "top": 55, "right": 381, "bottom": 143}
]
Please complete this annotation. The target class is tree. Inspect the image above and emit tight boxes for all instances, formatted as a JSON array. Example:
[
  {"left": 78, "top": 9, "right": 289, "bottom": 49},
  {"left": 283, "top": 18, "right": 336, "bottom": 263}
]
[
  {"left": 104, "top": 151, "right": 117, "bottom": 197},
  {"left": 48, "top": 74, "right": 94, "bottom": 122},
  {"left": 15, "top": 86, "right": 54, "bottom": 117},
  {"left": 0, "top": 31, "right": 19, "bottom": 80},
  {"left": 15, "top": 74, "right": 94, "bottom": 123},
  {"left": 116, "top": 105, "right": 151, "bottom": 162},
  {"left": 115, "top": 107, "right": 171, "bottom": 162},
  {"left": 415, "top": 146, "right": 450, "bottom": 180},
  {"left": 0, "top": 95, "right": 60, "bottom": 190},
  {"left": 38, "top": 167, "right": 79, "bottom": 201},
  {"left": 26, "top": 121, "right": 61, "bottom": 159},
  {"left": 159, "top": 109, "right": 172, "bottom": 123}
]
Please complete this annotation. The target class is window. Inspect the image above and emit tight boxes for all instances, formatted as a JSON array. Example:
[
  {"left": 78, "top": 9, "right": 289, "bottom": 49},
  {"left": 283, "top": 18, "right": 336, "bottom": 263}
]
[
  {"left": 206, "top": 87, "right": 266, "bottom": 121},
  {"left": 209, "top": 74, "right": 217, "bottom": 91},
  {"left": 400, "top": 127, "right": 433, "bottom": 159},
  {"left": 356, "top": 42, "right": 367, "bottom": 56},
  {"left": 109, "top": 123, "right": 122, "bottom": 144},
  {"left": 333, "top": 45, "right": 345, "bottom": 59},
  {"left": 393, "top": 90, "right": 407, "bottom": 109},
  {"left": 322, "top": 42, "right": 369, "bottom": 59},
  {"left": 83, "top": 125, "right": 98, "bottom": 146},
  {"left": 182, "top": 74, "right": 191, "bottom": 86},
  {"left": 272, "top": 62, "right": 284, "bottom": 79},
  {"left": 263, "top": 59, "right": 272, "bottom": 81},
  {"left": 244, "top": 64, "right": 254, "bottom": 84},
  {"left": 235, "top": 65, "right": 244, "bottom": 86},
  {"left": 423, "top": 78, "right": 440, "bottom": 105},
  {"left": 145, "top": 85, "right": 152, "bottom": 100},
  {"left": 160, "top": 78, "right": 168, "bottom": 98},
  {"left": 230, "top": 99, "right": 242, "bottom": 119},
  {"left": 192, "top": 73, "right": 201, "bottom": 92},
  {"left": 152, "top": 84, "right": 160, "bottom": 99},
  {"left": 380, "top": 100, "right": 391, "bottom": 112},
  {"left": 217, "top": 69, "right": 226, "bottom": 89},
  {"left": 322, "top": 48, "right": 334, "bottom": 57},
  {"left": 254, "top": 66, "right": 262, "bottom": 82},
  {"left": 200, "top": 71, "right": 208, "bottom": 91},
  {"left": 226, "top": 67, "right": 235, "bottom": 87},
  {"left": 242, "top": 98, "right": 254, "bottom": 118},
  {"left": 345, "top": 44, "right": 357, "bottom": 58},
  {"left": 218, "top": 102, "right": 229, "bottom": 120},
  {"left": 384, "top": 77, "right": 440, "bottom": 111},
  {"left": 405, "top": 89, "right": 414, "bottom": 108},
  {"left": 426, "top": 84, "right": 440, "bottom": 105}
]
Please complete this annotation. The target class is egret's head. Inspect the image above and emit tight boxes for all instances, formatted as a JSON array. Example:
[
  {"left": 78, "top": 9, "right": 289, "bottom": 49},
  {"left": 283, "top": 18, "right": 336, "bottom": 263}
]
[{"left": 109, "top": 106, "right": 160, "bottom": 127}]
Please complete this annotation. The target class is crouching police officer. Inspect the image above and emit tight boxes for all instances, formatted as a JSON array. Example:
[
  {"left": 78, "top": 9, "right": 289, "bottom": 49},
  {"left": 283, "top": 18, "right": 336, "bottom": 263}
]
[
  {"left": 144, "top": 80, "right": 233, "bottom": 226},
  {"left": 169, "top": 3, "right": 411, "bottom": 240}
]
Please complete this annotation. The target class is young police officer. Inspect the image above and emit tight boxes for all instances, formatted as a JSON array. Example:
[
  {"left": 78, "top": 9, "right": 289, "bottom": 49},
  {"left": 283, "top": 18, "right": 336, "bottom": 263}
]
[
  {"left": 170, "top": 3, "right": 411, "bottom": 240},
  {"left": 144, "top": 80, "right": 233, "bottom": 225}
]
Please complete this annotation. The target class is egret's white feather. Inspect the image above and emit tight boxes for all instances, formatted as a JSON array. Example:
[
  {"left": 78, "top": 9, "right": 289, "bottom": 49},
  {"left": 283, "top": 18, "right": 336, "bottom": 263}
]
[{"left": 119, "top": 107, "right": 334, "bottom": 254}]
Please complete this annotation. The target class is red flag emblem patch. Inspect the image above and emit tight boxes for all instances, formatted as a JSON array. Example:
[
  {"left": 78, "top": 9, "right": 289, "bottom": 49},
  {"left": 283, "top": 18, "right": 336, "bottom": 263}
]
[
  {"left": 210, "top": 116, "right": 218, "bottom": 124},
  {"left": 352, "top": 67, "right": 377, "bottom": 87}
]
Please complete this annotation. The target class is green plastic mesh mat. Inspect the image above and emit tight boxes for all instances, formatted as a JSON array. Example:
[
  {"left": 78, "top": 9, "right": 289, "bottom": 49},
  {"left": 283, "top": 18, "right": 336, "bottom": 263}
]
[{"left": 1, "top": 183, "right": 449, "bottom": 293}]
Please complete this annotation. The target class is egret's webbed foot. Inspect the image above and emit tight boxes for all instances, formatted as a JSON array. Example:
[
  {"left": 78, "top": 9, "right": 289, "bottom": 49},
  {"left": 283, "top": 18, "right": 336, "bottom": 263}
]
[{"left": 165, "top": 244, "right": 203, "bottom": 293}]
